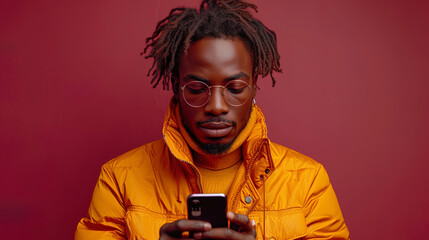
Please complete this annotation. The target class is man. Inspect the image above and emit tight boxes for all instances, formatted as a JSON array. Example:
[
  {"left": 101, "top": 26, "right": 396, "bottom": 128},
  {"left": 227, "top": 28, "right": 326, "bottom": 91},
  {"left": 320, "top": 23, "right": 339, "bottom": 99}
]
[{"left": 75, "top": 0, "right": 350, "bottom": 239}]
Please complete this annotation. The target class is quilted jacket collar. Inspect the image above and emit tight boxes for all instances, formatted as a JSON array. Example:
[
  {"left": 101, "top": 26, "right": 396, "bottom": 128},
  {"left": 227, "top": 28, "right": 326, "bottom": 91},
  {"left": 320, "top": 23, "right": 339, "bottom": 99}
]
[{"left": 162, "top": 98, "right": 275, "bottom": 188}]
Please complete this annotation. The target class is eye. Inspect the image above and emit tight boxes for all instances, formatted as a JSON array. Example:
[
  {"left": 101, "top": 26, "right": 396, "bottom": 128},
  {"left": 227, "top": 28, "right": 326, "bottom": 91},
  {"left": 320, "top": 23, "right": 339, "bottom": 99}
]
[
  {"left": 185, "top": 82, "right": 207, "bottom": 94},
  {"left": 226, "top": 81, "right": 248, "bottom": 94},
  {"left": 228, "top": 88, "right": 244, "bottom": 94}
]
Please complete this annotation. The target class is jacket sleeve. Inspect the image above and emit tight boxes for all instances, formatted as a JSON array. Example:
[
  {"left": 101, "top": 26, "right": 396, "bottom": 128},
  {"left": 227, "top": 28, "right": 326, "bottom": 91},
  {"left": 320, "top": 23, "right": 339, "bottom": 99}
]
[
  {"left": 75, "top": 163, "right": 127, "bottom": 240},
  {"left": 302, "top": 164, "right": 350, "bottom": 239}
]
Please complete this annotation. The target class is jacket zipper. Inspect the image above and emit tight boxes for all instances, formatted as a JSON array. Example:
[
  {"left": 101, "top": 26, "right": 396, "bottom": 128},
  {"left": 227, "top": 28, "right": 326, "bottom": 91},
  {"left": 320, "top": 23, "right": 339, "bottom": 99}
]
[
  {"left": 177, "top": 159, "right": 203, "bottom": 193},
  {"left": 163, "top": 134, "right": 203, "bottom": 193},
  {"left": 232, "top": 139, "right": 266, "bottom": 215}
]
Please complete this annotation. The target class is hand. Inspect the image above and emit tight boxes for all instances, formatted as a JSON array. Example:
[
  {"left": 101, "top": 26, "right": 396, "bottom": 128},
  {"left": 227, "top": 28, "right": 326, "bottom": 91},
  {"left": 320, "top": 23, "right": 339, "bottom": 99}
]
[
  {"left": 193, "top": 212, "right": 256, "bottom": 239},
  {"left": 159, "top": 219, "right": 212, "bottom": 239}
]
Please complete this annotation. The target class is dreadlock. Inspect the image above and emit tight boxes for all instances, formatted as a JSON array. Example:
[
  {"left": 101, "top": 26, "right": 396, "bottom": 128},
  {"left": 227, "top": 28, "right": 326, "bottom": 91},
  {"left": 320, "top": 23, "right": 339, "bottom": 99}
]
[{"left": 143, "top": 0, "right": 282, "bottom": 90}]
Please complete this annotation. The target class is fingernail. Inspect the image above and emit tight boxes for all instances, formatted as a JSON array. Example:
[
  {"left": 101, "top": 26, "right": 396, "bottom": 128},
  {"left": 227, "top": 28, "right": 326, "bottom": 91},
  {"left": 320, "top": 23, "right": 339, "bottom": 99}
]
[
  {"left": 226, "top": 212, "right": 234, "bottom": 219},
  {"left": 203, "top": 223, "right": 211, "bottom": 231},
  {"left": 251, "top": 219, "right": 256, "bottom": 227}
]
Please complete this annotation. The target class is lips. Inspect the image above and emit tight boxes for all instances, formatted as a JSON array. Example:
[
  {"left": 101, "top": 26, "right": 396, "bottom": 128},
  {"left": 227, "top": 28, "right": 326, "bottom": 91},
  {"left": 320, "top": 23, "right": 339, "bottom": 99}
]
[{"left": 199, "top": 122, "right": 234, "bottom": 138}]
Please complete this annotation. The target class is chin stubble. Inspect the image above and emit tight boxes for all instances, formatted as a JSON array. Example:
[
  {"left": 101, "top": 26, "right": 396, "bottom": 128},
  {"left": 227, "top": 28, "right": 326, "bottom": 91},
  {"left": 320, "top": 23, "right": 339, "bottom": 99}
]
[{"left": 180, "top": 102, "right": 253, "bottom": 155}]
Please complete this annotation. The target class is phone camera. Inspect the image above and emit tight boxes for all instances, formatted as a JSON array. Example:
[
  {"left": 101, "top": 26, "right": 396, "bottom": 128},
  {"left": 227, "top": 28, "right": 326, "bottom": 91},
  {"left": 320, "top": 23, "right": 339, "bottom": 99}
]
[{"left": 191, "top": 200, "right": 201, "bottom": 217}]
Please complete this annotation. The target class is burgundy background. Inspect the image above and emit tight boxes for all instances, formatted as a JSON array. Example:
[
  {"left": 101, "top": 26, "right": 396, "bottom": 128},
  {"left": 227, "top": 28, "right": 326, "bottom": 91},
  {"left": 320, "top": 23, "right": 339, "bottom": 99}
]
[{"left": 1, "top": 0, "right": 428, "bottom": 239}]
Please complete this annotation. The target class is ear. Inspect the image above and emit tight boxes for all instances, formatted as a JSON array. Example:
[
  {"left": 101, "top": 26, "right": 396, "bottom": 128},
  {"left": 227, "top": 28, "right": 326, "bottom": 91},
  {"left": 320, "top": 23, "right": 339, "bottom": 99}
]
[
  {"left": 172, "top": 75, "right": 180, "bottom": 101},
  {"left": 252, "top": 74, "right": 258, "bottom": 99}
]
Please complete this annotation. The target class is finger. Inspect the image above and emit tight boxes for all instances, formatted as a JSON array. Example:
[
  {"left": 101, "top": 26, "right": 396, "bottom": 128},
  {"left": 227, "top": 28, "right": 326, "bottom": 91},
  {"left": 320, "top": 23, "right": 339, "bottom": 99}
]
[
  {"left": 194, "top": 227, "right": 256, "bottom": 240},
  {"left": 160, "top": 219, "right": 211, "bottom": 237},
  {"left": 227, "top": 212, "right": 255, "bottom": 232},
  {"left": 193, "top": 227, "right": 242, "bottom": 240}
]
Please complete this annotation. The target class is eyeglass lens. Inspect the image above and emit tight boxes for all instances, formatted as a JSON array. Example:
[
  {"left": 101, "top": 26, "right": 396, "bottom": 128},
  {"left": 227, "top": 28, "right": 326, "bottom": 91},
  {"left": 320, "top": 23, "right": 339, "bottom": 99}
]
[{"left": 182, "top": 80, "right": 251, "bottom": 107}]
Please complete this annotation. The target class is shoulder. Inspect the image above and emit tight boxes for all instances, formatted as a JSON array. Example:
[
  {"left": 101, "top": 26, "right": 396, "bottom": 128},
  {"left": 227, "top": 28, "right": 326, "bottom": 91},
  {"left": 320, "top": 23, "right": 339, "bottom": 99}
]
[
  {"left": 269, "top": 141, "right": 330, "bottom": 185},
  {"left": 270, "top": 141, "right": 321, "bottom": 170},
  {"left": 268, "top": 141, "right": 333, "bottom": 203},
  {"left": 102, "top": 139, "right": 167, "bottom": 173}
]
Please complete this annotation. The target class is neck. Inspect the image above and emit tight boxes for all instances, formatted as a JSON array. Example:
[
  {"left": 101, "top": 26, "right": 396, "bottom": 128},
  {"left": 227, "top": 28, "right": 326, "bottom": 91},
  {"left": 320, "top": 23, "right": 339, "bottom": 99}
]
[{"left": 193, "top": 147, "right": 242, "bottom": 170}]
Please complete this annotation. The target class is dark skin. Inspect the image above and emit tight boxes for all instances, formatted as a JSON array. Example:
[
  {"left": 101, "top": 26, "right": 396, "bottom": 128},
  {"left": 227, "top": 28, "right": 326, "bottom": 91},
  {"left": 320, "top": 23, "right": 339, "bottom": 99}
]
[
  {"left": 177, "top": 37, "right": 255, "bottom": 148},
  {"left": 159, "top": 212, "right": 256, "bottom": 239},
  {"left": 159, "top": 38, "right": 257, "bottom": 239}
]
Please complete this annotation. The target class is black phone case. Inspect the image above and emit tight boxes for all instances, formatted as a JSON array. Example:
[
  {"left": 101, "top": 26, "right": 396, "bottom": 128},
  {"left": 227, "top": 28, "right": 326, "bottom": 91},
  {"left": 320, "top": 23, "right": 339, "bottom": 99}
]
[{"left": 187, "top": 194, "right": 228, "bottom": 228}]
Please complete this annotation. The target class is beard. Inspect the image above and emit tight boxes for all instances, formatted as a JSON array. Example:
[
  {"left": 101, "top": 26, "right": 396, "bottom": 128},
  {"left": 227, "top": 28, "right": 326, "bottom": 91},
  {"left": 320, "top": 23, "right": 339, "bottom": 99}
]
[
  {"left": 179, "top": 101, "right": 253, "bottom": 155},
  {"left": 182, "top": 119, "right": 236, "bottom": 155},
  {"left": 196, "top": 139, "right": 235, "bottom": 155}
]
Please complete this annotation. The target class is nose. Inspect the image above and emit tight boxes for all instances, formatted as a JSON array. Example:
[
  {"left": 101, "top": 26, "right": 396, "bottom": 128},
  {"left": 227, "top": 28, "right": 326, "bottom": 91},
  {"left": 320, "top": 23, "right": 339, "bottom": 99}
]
[{"left": 204, "top": 86, "right": 229, "bottom": 116}]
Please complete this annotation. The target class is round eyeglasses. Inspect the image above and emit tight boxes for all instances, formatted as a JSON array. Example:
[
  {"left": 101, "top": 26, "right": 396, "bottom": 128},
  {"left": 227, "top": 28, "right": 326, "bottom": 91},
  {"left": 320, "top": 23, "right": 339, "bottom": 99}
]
[{"left": 181, "top": 80, "right": 252, "bottom": 108}]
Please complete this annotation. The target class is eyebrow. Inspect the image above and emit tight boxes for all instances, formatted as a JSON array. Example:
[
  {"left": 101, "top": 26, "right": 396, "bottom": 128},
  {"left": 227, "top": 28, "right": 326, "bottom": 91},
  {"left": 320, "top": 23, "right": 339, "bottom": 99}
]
[
  {"left": 182, "top": 72, "right": 250, "bottom": 85},
  {"left": 183, "top": 74, "right": 210, "bottom": 84},
  {"left": 225, "top": 72, "right": 250, "bottom": 82}
]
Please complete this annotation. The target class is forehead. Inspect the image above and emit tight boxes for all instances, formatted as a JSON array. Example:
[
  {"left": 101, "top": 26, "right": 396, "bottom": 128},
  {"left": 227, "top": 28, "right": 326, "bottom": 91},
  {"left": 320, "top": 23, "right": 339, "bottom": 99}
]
[{"left": 178, "top": 37, "right": 253, "bottom": 83}]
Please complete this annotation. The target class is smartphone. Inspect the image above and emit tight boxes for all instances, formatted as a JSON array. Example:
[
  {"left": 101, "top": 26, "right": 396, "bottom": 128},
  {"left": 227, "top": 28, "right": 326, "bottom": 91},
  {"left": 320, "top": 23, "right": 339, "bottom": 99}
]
[{"left": 187, "top": 193, "right": 228, "bottom": 228}]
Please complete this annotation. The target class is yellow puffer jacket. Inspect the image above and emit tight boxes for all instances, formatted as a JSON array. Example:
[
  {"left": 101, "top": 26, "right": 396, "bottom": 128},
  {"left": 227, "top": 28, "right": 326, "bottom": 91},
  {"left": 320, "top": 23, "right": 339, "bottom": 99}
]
[{"left": 75, "top": 101, "right": 350, "bottom": 240}]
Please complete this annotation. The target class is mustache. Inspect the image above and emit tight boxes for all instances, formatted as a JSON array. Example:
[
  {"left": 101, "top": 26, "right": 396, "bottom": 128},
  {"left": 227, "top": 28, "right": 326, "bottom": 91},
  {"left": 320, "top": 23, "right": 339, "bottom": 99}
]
[{"left": 197, "top": 118, "right": 236, "bottom": 126}]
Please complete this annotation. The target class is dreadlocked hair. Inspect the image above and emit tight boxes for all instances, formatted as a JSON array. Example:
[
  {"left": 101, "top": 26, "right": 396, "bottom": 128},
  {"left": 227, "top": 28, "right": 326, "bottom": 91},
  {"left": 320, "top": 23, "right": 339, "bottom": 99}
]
[{"left": 143, "top": 0, "right": 282, "bottom": 90}]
